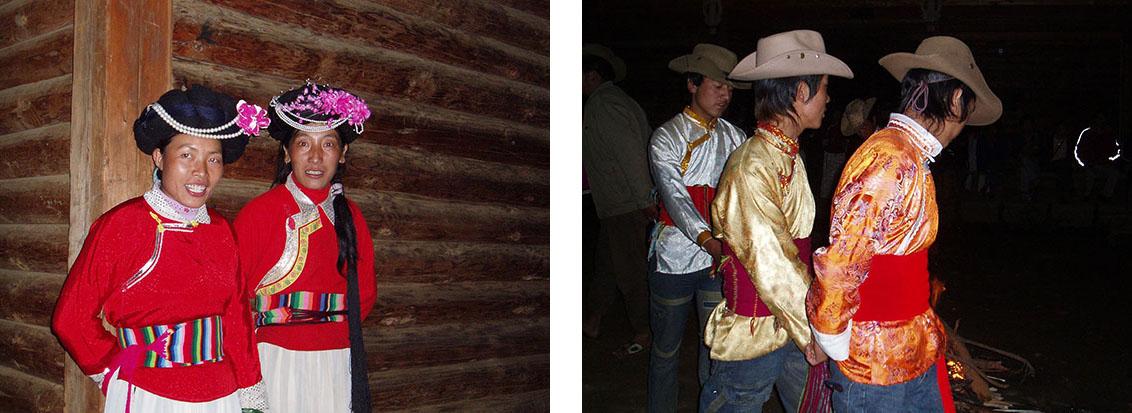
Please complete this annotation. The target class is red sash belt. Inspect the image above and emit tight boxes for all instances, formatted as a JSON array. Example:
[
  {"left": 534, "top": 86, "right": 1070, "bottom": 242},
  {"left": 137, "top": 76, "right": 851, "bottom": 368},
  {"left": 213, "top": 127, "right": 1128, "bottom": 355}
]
[
  {"left": 658, "top": 185, "right": 715, "bottom": 226},
  {"left": 719, "top": 238, "right": 812, "bottom": 318},
  {"left": 854, "top": 249, "right": 930, "bottom": 322}
]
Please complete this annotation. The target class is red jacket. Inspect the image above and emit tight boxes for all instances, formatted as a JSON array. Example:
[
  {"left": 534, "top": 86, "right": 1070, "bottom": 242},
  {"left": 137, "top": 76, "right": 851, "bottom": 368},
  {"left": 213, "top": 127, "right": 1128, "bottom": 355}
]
[
  {"left": 52, "top": 198, "right": 261, "bottom": 402},
  {"left": 233, "top": 180, "right": 377, "bottom": 351}
]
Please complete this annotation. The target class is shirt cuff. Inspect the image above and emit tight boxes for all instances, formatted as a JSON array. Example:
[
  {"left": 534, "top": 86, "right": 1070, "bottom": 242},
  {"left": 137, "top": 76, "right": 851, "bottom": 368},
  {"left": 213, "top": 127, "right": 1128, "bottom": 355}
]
[
  {"left": 696, "top": 230, "right": 713, "bottom": 246},
  {"left": 811, "top": 321, "right": 852, "bottom": 361}
]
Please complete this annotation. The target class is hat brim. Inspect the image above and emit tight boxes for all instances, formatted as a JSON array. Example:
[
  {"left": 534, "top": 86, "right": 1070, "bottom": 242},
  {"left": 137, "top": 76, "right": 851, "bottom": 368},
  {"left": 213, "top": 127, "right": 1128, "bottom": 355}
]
[
  {"left": 879, "top": 53, "right": 1002, "bottom": 126},
  {"left": 669, "top": 55, "right": 751, "bottom": 89},
  {"left": 583, "top": 46, "right": 627, "bottom": 82},
  {"left": 729, "top": 50, "right": 854, "bottom": 81}
]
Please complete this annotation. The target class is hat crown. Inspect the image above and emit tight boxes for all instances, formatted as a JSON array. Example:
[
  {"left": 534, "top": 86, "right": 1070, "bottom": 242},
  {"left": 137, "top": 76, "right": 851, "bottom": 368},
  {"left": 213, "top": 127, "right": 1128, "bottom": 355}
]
[
  {"left": 756, "top": 29, "right": 827, "bottom": 66},
  {"left": 690, "top": 43, "right": 739, "bottom": 74},
  {"left": 915, "top": 36, "right": 976, "bottom": 67}
]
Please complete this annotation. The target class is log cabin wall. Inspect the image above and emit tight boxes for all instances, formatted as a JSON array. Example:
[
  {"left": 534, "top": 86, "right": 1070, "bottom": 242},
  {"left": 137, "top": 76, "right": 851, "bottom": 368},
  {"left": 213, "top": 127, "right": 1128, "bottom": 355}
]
[
  {"left": 0, "top": 0, "right": 73, "bottom": 411},
  {"left": 169, "top": 0, "right": 550, "bottom": 410}
]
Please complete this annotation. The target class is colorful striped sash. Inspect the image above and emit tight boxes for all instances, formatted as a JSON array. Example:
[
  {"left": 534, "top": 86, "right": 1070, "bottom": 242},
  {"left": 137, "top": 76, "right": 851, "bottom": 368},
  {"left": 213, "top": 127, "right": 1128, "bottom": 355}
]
[
  {"left": 254, "top": 291, "right": 347, "bottom": 326},
  {"left": 116, "top": 315, "right": 224, "bottom": 368}
]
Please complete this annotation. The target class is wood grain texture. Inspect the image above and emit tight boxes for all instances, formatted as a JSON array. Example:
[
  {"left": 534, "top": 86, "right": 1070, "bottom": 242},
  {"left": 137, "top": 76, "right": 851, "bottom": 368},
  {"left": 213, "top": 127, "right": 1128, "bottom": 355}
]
[
  {"left": 0, "top": 269, "right": 62, "bottom": 327},
  {"left": 0, "top": 224, "right": 67, "bottom": 273},
  {"left": 0, "top": 74, "right": 71, "bottom": 136},
  {"left": 374, "top": 240, "right": 549, "bottom": 284},
  {"left": 0, "top": 175, "right": 69, "bottom": 224},
  {"left": 348, "top": 0, "right": 548, "bottom": 55},
  {"left": 0, "top": 123, "right": 70, "bottom": 179},
  {"left": 388, "top": 389, "right": 549, "bottom": 413},
  {"left": 368, "top": 317, "right": 548, "bottom": 370},
  {"left": 0, "top": 366, "right": 63, "bottom": 413},
  {"left": 370, "top": 280, "right": 548, "bottom": 327},
  {"left": 369, "top": 354, "right": 549, "bottom": 410},
  {"left": 0, "top": 0, "right": 73, "bottom": 50},
  {"left": 0, "top": 24, "right": 73, "bottom": 91},
  {"left": 0, "top": 319, "right": 64, "bottom": 383}
]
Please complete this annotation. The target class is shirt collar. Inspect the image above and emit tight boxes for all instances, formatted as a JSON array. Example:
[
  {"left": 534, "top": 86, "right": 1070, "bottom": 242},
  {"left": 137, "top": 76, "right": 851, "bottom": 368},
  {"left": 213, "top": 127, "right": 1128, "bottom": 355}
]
[
  {"left": 143, "top": 179, "right": 211, "bottom": 224},
  {"left": 682, "top": 106, "right": 718, "bottom": 132},
  {"left": 887, "top": 113, "right": 942, "bottom": 163}
]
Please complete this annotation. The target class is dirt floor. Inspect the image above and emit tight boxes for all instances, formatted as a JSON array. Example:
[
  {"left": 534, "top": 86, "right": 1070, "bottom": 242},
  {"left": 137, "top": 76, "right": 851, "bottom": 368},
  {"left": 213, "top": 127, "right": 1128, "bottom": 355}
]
[{"left": 584, "top": 186, "right": 1132, "bottom": 412}]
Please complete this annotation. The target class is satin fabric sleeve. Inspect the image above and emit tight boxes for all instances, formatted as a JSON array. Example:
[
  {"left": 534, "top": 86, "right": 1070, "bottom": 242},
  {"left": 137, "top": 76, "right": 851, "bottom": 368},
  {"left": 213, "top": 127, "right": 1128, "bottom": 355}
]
[
  {"left": 807, "top": 146, "right": 906, "bottom": 339},
  {"left": 350, "top": 200, "right": 377, "bottom": 321},
  {"left": 51, "top": 216, "right": 122, "bottom": 375},
  {"left": 650, "top": 127, "right": 710, "bottom": 244},
  {"left": 713, "top": 148, "right": 812, "bottom": 349}
]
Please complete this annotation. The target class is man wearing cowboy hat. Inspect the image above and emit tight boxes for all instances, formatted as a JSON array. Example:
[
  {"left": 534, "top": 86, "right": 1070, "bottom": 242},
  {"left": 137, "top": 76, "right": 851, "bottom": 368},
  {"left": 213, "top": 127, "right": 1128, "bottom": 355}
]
[
  {"left": 646, "top": 43, "right": 747, "bottom": 412},
  {"left": 581, "top": 44, "right": 655, "bottom": 356},
  {"left": 821, "top": 97, "right": 877, "bottom": 201},
  {"left": 702, "top": 29, "right": 853, "bottom": 412},
  {"left": 808, "top": 36, "right": 1002, "bottom": 412}
]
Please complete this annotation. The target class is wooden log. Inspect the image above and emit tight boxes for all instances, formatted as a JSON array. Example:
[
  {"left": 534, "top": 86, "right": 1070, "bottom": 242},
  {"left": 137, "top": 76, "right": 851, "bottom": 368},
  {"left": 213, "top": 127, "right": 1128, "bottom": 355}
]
[
  {"left": 485, "top": 0, "right": 550, "bottom": 20},
  {"left": 389, "top": 389, "right": 549, "bottom": 413},
  {"left": 368, "top": 317, "right": 548, "bottom": 371},
  {"left": 209, "top": 178, "right": 549, "bottom": 245},
  {"left": 375, "top": 240, "right": 548, "bottom": 283},
  {"left": 0, "top": 269, "right": 63, "bottom": 327},
  {"left": 171, "top": 58, "right": 549, "bottom": 167},
  {"left": 0, "top": 74, "right": 71, "bottom": 136},
  {"left": 0, "top": 24, "right": 72, "bottom": 91},
  {"left": 0, "top": 122, "right": 70, "bottom": 179},
  {"left": 171, "top": 3, "right": 549, "bottom": 127},
  {"left": 0, "top": 0, "right": 73, "bottom": 50},
  {"left": 369, "top": 354, "right": 548, "bottom": 410},
  {"left": 0, "top": 175, "right": 69, "bottom": 225},
  {"left": 344, "top": 0, "right": 548, "bottom": 56},
  {"left": 0, "top": 319, "right": 64, "bottom": 383},
  {"left": 192, "top": 0, "right": 547, "bottom": 87},
  {"left": 370, "top": 280, "right": 548, "bottom": 328},
  {"left": 0, "top": 224, "right": 67, "bottom": 273},
  {"left": 0, "top": 366, "right": 64, "bottom": 413}
]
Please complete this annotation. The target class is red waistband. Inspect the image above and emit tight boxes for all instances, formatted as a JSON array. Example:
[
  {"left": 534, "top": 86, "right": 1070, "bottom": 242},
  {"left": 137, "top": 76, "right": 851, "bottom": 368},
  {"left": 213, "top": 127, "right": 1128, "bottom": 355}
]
[
  {"left": 719, "top": 238, "right": 811, "bottom": 318},
  {"left": 658, "top": 185, "right": 715, "bottom": 226},
  {"left": 854, "top": 249, "right": 930, "bottom": 322}
]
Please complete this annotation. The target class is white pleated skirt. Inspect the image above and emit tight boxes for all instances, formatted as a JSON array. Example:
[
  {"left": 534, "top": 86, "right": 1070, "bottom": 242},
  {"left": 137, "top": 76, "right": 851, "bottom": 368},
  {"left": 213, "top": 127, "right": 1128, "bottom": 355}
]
[
  {"left": 103, "top": 370, "right": 240, "bottom": 413},
  {"left": 258, "top": 342, "right": 352, "bottom": 413}
]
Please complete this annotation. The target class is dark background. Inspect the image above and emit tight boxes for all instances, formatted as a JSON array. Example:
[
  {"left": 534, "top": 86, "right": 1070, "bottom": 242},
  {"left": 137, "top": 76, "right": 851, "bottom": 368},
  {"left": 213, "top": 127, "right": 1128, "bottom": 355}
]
[{"left": 583, "top": 1, "right": 1132, "bottom": 411}]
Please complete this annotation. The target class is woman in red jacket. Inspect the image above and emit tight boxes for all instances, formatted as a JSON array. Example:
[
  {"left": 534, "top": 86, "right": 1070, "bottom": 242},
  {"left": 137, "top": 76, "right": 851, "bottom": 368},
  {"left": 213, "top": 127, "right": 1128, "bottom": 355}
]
[
  {"left": 234, "top": 81, "right": 376, "bottom": 413},
  {"left": 52, "top": 85, "right": 271, "bottom": 412}
]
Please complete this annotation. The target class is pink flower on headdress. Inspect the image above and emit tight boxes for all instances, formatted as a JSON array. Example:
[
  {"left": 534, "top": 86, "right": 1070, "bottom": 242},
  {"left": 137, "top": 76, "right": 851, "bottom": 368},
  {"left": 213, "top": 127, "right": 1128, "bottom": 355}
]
[
  {"left": 236, "top": 100, "right": 270, "bottom": 136},
  {"left": 315, "top": 89, "right": 371, "bottom": 127}
]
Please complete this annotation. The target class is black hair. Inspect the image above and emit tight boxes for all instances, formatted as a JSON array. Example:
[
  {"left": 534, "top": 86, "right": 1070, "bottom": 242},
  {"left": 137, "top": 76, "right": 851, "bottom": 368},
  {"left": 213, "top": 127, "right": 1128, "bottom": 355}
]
[
  {"left": 132, "top": 85, "right": 250, "bottom": 164},
  {"left": 270, "top": 84, "right": 372, "bottom": 412},
  {"left": 751, "top": 74, "right": 824, "bottom": 123},
  {"left": 896, "top": 68, "right": 975, "bottom": 128},
  {"left": 582, "top": 55, "right": 616, "bottom": 83},
  {"left": 686, "top": 72, "right": 705, "bottom": 87}
]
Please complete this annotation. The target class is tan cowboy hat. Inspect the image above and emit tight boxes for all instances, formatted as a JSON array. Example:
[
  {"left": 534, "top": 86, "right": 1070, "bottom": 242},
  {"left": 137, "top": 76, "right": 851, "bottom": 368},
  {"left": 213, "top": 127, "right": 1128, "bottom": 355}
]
[
  {"left": 879, "top": 36, "right": 1002, "bottom": 126},
  {"left": 668, "top": 43, "right": 750, "bottom": 89},
  {"left": 583, "top": 43, "right": 627, "bottom": 82},
  {"left": 841, "top": 97, "right": 877, "bottom": 136},
  {"left": 729, "top": 30, "right": 854, "bottom": 81}
]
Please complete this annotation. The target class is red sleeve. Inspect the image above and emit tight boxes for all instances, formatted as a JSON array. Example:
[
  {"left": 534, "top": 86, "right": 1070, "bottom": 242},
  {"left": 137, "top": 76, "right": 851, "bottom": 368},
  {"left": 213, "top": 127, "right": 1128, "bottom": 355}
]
[
  {"left": 222, "top": 259, "right": 263, "bottom": 388},
  {"left": 230, "top": 209, "right": 268, "bottom": 387},
  {"left": 51, "top": 216, "right": 121, "bottom": 375},
  {"left": 351, "top": 201, "right": 376, "bottom": 321}
]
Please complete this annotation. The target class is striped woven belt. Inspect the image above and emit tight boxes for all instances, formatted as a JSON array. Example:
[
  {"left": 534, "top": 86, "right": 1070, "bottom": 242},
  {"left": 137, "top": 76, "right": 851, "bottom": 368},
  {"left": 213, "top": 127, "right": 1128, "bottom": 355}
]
[
  {"left": 254, "top": 291, "right": 347, "bottom": 327},
  {"left": 116, "top": 315, "right": 224, "bottom": 368}
]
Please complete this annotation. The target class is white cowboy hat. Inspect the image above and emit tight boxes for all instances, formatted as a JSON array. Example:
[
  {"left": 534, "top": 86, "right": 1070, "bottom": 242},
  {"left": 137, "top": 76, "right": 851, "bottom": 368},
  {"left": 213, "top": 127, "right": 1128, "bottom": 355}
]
[
  {"left": 729, "top": 30, "right": 854, "bottom": 81},
  {"left": 841, "top": 97, "right": 877, "bottom": 136},
  {"left": 668, "top": 43, "right": 750, "bottom": 89},
  {"left": 878, "top": 36, "right": 1002, "bottom": 126}
]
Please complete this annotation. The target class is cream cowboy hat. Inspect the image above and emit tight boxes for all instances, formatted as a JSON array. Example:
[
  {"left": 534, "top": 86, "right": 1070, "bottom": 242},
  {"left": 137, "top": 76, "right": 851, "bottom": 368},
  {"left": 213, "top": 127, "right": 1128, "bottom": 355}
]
[
  {"left": 583, "top": 43, "right": 627, "bottom": 82},
  {"left": 879, "top": 36, "right": 1002, "bottom": 126},
  {"left": 841, "top": 97, "right": 877, "bottom": 136},
  {"left": 668, "top": 43, "right": 750, "bottom": 89},
  {"left": 729, "top": 30, "right": 854, "bottom": 81}
]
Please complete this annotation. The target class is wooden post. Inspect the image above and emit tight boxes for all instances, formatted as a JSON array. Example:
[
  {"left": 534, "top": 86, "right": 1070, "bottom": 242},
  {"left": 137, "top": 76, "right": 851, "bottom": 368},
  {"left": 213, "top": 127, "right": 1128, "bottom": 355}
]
[{"left": 66, "top": 1, "right": 171, "bottom": 411}]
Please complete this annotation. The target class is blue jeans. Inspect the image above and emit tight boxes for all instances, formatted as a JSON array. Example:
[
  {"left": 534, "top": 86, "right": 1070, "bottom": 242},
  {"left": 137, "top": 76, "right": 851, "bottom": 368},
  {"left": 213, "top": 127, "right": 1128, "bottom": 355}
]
[
  {"left": 646, "top": 262, "right": 721, "bottom": 413},
  {"left": 830, "top": 361, "right": 944, "bottom": 412},
  {"left": 699, "top": 344, "right": 809, "bottom": 413}
]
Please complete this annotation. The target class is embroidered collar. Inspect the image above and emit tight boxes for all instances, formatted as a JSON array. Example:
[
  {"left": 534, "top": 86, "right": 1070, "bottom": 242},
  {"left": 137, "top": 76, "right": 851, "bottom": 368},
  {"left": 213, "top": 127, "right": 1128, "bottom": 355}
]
[
  {"left": 285, "top": 173, "right": 343, "bottom": 224},
  {"left": 143, "top": 180, "right": 210, "bottom": 224},
  {"left": 756, "top": 122, "right": 799, "bottom": 157},
  {"left": 887, "top": 113, "right": 942, "bottom": 163},
  {"left": 682, "top": 106, "right": 717, "bottom": 132}
]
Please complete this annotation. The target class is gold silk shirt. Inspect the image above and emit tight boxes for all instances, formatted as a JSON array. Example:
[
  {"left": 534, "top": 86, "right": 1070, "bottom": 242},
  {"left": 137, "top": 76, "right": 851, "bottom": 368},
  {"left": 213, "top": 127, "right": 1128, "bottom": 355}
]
[
  {"left": 807, "top": 113, "right": 947, "bottom": 385},
  {"left": 706, "top": 125, "right": 815, "bottom": 361}
]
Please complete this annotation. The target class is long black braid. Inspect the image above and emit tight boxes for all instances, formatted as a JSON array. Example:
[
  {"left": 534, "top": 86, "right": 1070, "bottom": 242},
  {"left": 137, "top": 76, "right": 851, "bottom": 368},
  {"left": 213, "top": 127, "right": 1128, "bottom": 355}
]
[{"left": 272, "top": 143, "right": 372, "bottom": 412}]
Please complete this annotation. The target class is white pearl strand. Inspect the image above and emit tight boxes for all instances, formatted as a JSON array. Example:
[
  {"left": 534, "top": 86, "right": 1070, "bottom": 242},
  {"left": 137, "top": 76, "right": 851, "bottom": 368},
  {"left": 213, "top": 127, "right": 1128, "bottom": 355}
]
[{"left": 149, "top": 103, "right": 244, "bottom": 140}]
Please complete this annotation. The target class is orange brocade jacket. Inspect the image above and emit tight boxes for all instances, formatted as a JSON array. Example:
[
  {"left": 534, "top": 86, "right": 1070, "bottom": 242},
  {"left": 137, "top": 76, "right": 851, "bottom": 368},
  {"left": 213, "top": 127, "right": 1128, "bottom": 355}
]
[{"left": 806, "top": 114, "right": 947, "bottom": 385}]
